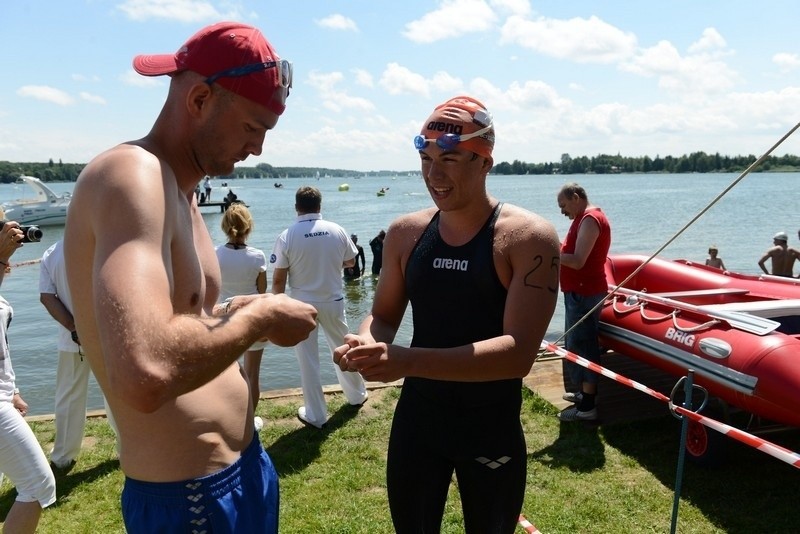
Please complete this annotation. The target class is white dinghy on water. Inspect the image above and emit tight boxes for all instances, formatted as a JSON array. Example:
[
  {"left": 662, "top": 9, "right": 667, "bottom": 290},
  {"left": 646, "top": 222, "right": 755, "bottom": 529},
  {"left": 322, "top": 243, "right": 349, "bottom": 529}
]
[{"left": 2, "top": 176, "right": 70, "bottom": 226}]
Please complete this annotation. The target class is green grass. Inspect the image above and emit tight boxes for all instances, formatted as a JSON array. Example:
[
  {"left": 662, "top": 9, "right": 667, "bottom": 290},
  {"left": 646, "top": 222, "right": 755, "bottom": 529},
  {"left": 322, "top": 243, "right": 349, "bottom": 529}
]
[{"left": 2, "top": 387, "right": 799, "bottom": 533}]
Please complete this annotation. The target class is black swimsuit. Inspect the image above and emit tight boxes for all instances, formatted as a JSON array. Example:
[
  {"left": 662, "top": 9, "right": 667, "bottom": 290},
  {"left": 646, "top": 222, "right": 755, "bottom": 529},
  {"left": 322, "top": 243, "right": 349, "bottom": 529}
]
[{"left": 387, "top": 203, "right": 527, "bottom": 533}]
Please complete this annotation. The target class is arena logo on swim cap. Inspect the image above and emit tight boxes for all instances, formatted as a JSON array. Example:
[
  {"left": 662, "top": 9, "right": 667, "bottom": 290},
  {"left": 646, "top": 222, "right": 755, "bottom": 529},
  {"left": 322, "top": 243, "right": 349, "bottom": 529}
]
[{"left": 426, "top": 121, "right": 463, "bottom": 135}]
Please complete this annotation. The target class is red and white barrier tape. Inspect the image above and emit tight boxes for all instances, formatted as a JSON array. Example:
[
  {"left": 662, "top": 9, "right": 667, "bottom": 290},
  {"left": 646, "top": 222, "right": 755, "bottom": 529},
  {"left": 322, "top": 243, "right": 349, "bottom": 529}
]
[
  {"left": 541, "top": 341, "right": 800, "bottom": 469},
  {"left": 518, "top": 514, "right": 541, "bottom": 533}
]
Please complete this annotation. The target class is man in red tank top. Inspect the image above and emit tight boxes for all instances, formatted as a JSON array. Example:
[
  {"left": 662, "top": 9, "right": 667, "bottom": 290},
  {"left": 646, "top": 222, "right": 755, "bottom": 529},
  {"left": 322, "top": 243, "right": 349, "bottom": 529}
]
[{"left": 557, "top": 183, "right": 611, "bottom": 421}]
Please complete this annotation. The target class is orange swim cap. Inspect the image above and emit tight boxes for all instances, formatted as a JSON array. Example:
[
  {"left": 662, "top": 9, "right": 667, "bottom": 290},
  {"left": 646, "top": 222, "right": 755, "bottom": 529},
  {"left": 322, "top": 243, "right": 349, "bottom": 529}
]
[{"left": 419, "top": 96, "right": 495, "bottom": 158}]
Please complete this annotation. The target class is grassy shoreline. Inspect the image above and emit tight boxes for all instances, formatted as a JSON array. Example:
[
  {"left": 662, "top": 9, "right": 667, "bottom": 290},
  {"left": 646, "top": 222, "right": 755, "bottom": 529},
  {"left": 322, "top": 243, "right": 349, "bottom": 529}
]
[{"left": 2, "top": 386, "right": 799, "bottom": 533}]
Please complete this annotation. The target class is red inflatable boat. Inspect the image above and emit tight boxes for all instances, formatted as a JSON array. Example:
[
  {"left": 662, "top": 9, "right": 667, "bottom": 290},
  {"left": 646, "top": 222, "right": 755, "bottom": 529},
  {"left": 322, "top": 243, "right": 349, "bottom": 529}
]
[{"left": 600, "top": 254, "right": 800, "bottom": 429}]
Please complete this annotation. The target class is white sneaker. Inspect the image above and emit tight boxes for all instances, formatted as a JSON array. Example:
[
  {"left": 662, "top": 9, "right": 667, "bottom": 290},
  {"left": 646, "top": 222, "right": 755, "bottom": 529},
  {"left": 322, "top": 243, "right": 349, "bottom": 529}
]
[
  {"left": 297, "top": 407, "right": 327, "bottom": 429},
  {"left": 253, "top": 416, "right": 264, "bottom": 432},
  {"left": 562, "top": 391, "right": 583, "bottom": 404}
]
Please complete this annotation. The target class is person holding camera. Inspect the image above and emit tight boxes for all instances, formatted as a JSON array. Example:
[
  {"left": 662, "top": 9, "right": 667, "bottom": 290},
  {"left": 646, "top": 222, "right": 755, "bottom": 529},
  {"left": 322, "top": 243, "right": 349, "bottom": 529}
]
[
  {"left": 40, "top": 239, "right": 119, "bottom": 473},
  {"left": 0, "top": 218, "right": 57, "bottom": 532}
]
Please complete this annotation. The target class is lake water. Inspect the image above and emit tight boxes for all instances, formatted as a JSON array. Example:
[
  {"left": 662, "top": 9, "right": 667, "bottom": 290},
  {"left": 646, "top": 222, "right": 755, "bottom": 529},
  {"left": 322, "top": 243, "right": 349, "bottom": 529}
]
[{"left": 1, "top": 172, "right": 797, "bottom": 415}]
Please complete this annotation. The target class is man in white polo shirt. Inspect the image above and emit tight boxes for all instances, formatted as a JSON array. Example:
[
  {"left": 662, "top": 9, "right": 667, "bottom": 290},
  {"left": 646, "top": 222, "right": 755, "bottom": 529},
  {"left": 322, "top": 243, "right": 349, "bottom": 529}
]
[{"left": 271, "top": 186, "right": 368, "bottom": 428}]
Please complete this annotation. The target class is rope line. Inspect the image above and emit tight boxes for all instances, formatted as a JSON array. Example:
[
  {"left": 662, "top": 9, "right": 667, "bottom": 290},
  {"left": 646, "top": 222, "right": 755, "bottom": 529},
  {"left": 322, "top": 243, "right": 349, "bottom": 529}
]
[
  {"left": 541, "top": 341, "right": 800, "bottom": 469},
  {"left": 517, "top": 514, "right": 542, "bottom": 533}
]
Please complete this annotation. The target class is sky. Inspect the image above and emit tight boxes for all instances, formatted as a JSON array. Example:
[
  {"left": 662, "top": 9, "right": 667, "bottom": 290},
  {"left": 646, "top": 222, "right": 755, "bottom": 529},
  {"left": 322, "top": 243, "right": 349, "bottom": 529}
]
[{"left": 2, "top": 1, "right": 800, "bottom": 173}]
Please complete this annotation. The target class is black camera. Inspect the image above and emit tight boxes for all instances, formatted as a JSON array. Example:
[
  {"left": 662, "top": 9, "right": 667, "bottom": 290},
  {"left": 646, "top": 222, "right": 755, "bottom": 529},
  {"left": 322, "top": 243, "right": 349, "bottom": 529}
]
[{"left": 0, "top": 220, "right": 43, "bottom": 243}]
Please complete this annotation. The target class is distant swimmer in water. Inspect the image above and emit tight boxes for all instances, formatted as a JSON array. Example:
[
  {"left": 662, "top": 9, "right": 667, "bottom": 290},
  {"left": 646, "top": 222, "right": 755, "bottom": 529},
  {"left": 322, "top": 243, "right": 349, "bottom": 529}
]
[
  {"left": 705, "top": 245, "right": 726, "bottom": 270},
  {"left": 758, "top": 231, "right": 799, "bottom": 277}
]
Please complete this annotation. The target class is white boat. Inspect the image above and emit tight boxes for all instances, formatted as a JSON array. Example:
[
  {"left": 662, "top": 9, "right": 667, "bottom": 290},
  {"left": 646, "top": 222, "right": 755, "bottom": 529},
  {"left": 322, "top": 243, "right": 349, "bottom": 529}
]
[{"left": 2, "top": 176, "right": 70, "bottom": 226}]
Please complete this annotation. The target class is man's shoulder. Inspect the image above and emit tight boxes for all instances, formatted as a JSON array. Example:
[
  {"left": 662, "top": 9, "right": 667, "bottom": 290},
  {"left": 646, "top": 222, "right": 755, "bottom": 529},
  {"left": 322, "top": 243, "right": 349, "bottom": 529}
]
[
  {"left": 498, "top": 203, "right": 555, "bottom": 229},
  {"left": 391, "top": 207, "right": 437, "bottom": 229}
]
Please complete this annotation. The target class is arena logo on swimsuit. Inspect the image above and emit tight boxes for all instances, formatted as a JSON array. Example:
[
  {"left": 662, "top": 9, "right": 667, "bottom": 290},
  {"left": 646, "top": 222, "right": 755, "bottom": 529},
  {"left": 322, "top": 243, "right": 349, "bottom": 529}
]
[{"left": 432, "top": 257, "right": 469, "bottom": 271}]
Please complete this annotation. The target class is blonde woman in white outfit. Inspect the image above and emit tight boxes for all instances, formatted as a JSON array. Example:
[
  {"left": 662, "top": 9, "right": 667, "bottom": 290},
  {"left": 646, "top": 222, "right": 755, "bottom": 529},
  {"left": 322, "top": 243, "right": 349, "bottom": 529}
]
[
  {"left": 271, "top": 186, "right": 368, "bottom": 428},
  {"left": 0, "top": 216, "right": 56, "bottom": 532},
  {"left": 216, "top": 203, "right": 269, "bottom": 417}
]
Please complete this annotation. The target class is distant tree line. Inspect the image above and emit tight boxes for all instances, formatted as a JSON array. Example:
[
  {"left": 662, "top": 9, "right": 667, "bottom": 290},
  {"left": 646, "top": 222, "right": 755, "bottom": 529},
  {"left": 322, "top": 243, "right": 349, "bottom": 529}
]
[
  {"left": 0, "top": 159, "right": 84, "bottom": 183},
  {"left": 3, "top": 150, "right": 800, "bottom": 183},
  {"left": 492, "top": 151, "right": 800, "bottom": 175}
]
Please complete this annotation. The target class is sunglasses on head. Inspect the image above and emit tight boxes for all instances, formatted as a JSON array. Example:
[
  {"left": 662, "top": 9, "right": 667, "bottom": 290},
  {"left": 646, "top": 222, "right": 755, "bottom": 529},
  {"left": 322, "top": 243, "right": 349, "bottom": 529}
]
[{"left": 205, "top": 59, "right": 293, "bottom": 92}]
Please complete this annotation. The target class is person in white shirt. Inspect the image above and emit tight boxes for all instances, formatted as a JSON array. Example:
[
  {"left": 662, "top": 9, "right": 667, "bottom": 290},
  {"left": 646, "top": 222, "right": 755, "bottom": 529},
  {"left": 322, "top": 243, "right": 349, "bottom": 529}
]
[
  {"left": 40, "top": 239, "right": 119, "bottom": 472},
  {"left": 216, "top": 204, "right": 268, "bottom": 417},
  {"left": 271, "top": 186, "right": 368, "bottom": 428},
  {"left": 0, "top": 217, "right": 56, "bottom": 532}
]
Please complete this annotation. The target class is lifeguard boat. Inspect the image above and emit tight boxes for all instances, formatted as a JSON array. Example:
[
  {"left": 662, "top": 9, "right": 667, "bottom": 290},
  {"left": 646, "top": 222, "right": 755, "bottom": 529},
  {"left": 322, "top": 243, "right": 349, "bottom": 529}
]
[{"left": 599, "top": 254, "right": 800, "bottom": 436}]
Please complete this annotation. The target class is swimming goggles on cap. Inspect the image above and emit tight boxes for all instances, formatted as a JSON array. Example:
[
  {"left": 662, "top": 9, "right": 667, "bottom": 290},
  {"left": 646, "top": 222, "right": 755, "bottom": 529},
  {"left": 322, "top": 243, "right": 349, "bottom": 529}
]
[
  {"left": 413, "top": 124, "right": 492, "bottom": 151},
  {"left": 205, "top": 59, "right": 293, "bottom": 91}
]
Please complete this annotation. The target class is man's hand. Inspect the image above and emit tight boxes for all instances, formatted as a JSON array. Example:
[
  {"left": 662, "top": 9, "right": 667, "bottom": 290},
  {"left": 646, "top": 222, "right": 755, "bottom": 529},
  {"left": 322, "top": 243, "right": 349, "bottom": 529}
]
[{"left": 260, "top": 293, "right": 318, "bottom": 347}]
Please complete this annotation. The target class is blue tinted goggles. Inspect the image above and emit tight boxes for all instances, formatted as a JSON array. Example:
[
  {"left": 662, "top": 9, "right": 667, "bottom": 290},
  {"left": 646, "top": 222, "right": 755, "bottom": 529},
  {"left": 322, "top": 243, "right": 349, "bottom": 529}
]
[{"left": 413, "top": 124, "right": 492, "bottom": 151}]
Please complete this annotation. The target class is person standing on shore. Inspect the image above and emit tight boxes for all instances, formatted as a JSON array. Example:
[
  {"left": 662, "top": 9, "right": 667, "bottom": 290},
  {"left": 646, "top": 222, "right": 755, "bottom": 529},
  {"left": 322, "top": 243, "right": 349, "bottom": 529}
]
[
  {"left": 64, "top": 21, "right": 317, "bottom": 533},
  {"left": 0, "top": 217, "right": 56, "bottom": 532},
  {"left": 215, "top": 203, "right": 269, "bottom": 418},
  {"left": 333, "top": 96, "right": 559, "bottom": 532},
  {"left": 40, "top": 239, "right": 119, "bottom": 473},
  {"left": 271, "top": 186, "right": 368, "bottom": 429},
  {"left": 556, "top": 182, "right": 612, "bottom": 422},
  {"left": 758, "top": 232, "right": 799, "bottom": 277}
]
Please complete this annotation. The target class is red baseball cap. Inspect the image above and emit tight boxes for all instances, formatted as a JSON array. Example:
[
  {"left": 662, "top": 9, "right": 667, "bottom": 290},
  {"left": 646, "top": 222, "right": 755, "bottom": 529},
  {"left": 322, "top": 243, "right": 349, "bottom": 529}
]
[
  {"left": 420, "top": 96, "right": 495, "bottom": 158},
  {"left": 133, "top": 21, "right": 290, "bottom": 115}
]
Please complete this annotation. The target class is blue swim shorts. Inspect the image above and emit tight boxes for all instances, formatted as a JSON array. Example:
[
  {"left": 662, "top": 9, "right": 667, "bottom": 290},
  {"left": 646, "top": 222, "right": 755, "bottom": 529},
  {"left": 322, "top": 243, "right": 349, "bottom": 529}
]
[{"left": 121, "top": 433, "right": 279, "bottom": 533}]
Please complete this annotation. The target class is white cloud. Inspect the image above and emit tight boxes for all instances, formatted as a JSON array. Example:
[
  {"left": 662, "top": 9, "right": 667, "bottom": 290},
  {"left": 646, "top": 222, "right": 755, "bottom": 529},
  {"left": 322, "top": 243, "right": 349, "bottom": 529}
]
[
  {"left": 490, "top": 0, "right": 531, "bottom": 17},
  {"left": 121, "top": 69, "right": 164, "bottom": 88},
  {"left": 499, "top": 14, "right": 637, "bottom": 63},
  {"left": 17, "top": 86, "right": 74, "bottom": 106},
  {"left": 117, "top": 0, "right": 230, "bottom": 22},
  {"left": 430, "top": 71, "right": 464, "bottom": 93},
  {"left": 315, "top": 14, "right": 358, "bottom": 32},
  {"left": 403, "top": 0, "right": 497, "bottom": 43},
  {"left": 688, "top": 28, "right": 727, "bottom": 54},
  {"left": 621, "top": 38, "right": 740, "bottom": 96},
  {"left": 379, "top": 63, "right": 430, "bottom": 97},
  {"left": 352, "top": 68, "right": 374, "bottom": 88},
  {"left": 307, "top": 71, "right": 375, "bottom": 115},
  {"left": 80, "top": 92, "right": 107, "bottom": 105},
  {"left": 773, "top": 52, "right": 800, "bottom": 72}
]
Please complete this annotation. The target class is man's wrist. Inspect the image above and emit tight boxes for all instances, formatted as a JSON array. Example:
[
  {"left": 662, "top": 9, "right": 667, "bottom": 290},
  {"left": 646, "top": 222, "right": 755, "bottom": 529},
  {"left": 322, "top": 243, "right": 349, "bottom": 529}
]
[{"left": 219, "top": 297, "right": 235, "bottom": 315}]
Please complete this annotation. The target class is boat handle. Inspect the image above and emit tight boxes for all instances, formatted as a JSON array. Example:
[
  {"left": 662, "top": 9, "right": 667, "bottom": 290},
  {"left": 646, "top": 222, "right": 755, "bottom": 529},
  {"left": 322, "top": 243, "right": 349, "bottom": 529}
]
[
  {"left": 671, "top": 311, "right": 719, "bottom": 333},
  {"left": 668, "top": 376, "right": 709, "bottom": 420}
]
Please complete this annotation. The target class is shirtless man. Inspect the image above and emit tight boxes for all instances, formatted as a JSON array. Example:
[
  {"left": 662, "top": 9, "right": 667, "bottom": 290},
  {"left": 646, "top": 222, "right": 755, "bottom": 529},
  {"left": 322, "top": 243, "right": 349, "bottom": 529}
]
[
  {"left": 333, "top": 96, "right": 559, "bottom": 533},
  {"left": 758, "top": 231, "right": 799, "bottom": 277},
  {"left": 64, "top": 22, "right": 317, "bottom": 533}
]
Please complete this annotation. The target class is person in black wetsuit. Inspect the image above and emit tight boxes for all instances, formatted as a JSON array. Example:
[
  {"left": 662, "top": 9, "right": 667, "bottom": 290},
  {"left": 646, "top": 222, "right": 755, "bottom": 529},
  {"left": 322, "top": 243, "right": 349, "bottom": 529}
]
[
  {"left": 333, "top": 96, "right": 560, "bottom": 533},
  {"left": 343, "top": 234, "right": 365, "bottom": 280},
  {"left": 368, "top": 229, "right": 385, "bottom": 275}
]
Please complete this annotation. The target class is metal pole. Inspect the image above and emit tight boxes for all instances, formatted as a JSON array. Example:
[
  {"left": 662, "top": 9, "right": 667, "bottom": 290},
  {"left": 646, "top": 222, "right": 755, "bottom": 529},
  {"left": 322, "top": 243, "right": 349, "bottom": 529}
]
[{"left": 670, "top": 369, "right": 695, "bottom": 534}]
